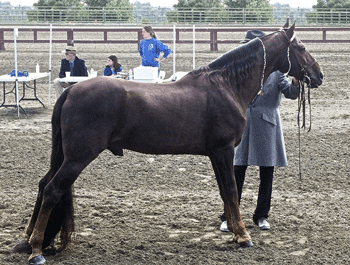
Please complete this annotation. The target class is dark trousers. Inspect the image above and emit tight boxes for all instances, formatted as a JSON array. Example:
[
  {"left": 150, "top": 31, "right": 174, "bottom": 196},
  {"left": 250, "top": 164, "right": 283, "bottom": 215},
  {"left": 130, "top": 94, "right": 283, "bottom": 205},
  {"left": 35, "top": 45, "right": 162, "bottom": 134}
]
[{"left": 220, "top": 165, "right": 274, "bottom": 225}]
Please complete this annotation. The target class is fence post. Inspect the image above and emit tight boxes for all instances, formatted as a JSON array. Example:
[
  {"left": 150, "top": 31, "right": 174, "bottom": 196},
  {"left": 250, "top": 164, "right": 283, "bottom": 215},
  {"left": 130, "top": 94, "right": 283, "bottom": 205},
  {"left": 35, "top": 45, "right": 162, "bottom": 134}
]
[
  {"left": 323, "top": 30, "right": 326, "bottom": 41},
  {"left": 34, "top": 30, "right": 37, "bottom": 43},
  {"left": 67, "top": 29, "right": 74, "bottom": 45},
  {"left": 210, "top": 29, "right": 218, "bottom": 52},
  {"left": 104, "top": 31, "right": 107, "bottom": 42},
  {"left": 176, "top": 28, "right": 180, "bottom": 43},
  {"left": 0, "top": 30, "right": 5, "bottom": 51},
  {"left": 137, "top": 29, "right": 142, "bottom": 49}
]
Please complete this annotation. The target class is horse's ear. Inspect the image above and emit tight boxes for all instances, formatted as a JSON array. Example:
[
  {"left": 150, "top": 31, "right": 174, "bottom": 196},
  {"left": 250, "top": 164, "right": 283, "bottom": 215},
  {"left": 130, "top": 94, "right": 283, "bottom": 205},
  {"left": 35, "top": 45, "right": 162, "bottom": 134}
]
[
  {"left": 286, "top": 22, "right": 295, "bottom": 40},
  {"left": 283, "top": 18, "right": 289, "bottom": 28}
]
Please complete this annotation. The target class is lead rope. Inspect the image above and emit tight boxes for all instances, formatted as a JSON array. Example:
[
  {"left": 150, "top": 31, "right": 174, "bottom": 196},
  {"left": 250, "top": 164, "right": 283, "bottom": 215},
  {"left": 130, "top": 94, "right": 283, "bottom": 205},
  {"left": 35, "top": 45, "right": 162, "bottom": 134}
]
[{"left": 297, "top": 76, "right": 312, "bottom": 180}]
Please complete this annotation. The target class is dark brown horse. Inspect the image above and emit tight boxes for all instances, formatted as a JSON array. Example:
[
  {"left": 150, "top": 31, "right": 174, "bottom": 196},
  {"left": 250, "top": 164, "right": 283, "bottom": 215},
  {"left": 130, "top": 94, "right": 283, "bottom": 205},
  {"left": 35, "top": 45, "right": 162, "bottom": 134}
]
[{"left": 15, "top": 22, "right": 323, "bottom": 265}]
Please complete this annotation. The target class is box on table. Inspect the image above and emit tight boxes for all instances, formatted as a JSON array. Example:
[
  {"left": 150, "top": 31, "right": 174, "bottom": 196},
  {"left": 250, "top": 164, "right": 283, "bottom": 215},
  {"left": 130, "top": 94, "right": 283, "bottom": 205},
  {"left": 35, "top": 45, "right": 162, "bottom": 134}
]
[{"left": 133, "top": 66, "right": 158, "bottom": 80}]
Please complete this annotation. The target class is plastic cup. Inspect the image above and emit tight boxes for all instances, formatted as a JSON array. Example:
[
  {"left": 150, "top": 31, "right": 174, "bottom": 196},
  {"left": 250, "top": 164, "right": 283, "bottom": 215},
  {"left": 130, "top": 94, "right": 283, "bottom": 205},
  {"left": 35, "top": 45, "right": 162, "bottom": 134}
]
[{"left": 65, "top": 72, "right": 71, "bottom": 77}]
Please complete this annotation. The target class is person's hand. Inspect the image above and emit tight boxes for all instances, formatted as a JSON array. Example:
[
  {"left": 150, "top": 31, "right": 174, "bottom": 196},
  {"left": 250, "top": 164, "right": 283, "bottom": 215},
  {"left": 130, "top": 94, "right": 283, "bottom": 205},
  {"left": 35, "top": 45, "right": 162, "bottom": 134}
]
[
  {"left": 292, "top": 77, "right": 299, "bottom": 86},
  {"left": 154, "top": 57, "right": 166, "bottom": 62}
]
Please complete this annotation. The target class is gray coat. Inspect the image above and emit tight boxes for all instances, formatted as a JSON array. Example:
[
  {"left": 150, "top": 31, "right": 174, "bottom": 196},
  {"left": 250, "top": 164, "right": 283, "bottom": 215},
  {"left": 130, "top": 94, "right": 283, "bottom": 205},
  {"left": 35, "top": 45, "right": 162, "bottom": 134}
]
[{"left": 234, "top": 71, "right": 299, "bottom": 167}]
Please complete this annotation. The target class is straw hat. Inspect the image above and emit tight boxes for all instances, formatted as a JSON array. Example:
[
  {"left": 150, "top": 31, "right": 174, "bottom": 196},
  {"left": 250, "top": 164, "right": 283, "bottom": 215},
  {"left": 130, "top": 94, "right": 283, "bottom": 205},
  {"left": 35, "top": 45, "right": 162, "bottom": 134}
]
[{"left": 62, "top": 45, "right": 76, "bottom": 53}]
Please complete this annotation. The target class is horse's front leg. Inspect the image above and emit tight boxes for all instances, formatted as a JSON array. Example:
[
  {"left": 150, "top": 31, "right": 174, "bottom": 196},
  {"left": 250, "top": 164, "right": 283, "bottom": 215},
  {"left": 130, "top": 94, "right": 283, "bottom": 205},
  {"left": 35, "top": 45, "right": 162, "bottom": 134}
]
[{"left": 209, "top": 147, "right": 253, "bottom": 247}]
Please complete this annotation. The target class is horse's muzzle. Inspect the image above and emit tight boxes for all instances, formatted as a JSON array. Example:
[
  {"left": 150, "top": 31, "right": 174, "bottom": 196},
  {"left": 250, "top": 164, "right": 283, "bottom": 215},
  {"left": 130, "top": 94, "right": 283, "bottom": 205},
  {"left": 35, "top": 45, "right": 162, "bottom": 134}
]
[{"left": 306, "top": 69, "right": 323, "bottom": 88}]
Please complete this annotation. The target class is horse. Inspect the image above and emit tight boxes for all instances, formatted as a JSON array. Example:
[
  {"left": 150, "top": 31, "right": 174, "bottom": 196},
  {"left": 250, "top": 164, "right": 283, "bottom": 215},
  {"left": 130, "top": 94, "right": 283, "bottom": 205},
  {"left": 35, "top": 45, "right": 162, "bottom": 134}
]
[{"left": 14, "top": 22, "right": 323, "bottom": 265}]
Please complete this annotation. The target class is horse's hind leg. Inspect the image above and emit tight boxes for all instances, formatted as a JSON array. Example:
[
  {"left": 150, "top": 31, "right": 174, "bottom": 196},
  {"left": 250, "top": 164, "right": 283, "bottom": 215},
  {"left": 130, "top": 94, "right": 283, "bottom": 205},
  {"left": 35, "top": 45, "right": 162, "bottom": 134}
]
[
  {"left": 209, "top": 147, "right": 252, "bottom": 247},
  {"left": 25, "top": 170, "right": 54, "bottom": 240},
  {"left": 28, "top": 158, "right": 92, "bottom": 264}
]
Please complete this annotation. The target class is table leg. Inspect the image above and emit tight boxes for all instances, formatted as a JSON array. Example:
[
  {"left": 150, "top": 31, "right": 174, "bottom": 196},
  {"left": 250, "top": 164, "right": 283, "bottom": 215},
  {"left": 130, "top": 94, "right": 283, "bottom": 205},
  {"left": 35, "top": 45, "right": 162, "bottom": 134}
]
[
  {"left": 19, "top": 80, "right": 45, "bottom": 108},
  {"left": 0, "top": 82, "right": 27, "bottom": 116},
  {"left": 0, "top": 82, "right": 5, "bottom": 107},
  {"left": 0, "top": 82, "right": 17, "bottom": 108}
]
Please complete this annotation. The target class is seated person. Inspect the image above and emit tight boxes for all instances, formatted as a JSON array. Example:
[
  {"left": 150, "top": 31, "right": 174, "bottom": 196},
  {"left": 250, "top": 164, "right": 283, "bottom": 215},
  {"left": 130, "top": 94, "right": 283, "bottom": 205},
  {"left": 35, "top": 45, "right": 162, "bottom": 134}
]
[
  {"left": 104, "top": 55, "right": 122, "bottom": 76},
  {"left": 54, "top": 45, "right": 88, "bottom": 99}
]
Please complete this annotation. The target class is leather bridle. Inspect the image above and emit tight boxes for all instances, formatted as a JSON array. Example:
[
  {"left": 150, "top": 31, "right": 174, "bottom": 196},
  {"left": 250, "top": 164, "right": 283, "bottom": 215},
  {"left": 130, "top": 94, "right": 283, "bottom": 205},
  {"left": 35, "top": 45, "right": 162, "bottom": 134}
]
[{"left": 279, "top": 29, "right": 317, "bottom": 87}]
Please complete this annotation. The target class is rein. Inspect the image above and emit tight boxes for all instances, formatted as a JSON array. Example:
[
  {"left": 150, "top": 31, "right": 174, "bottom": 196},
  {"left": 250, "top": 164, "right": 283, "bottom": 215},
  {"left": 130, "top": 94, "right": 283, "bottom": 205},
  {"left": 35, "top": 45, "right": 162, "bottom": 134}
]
[
  {"left": 297, "top": 77, "right": 312, "bottom": 180},
  {"left": 280, "top": 30, "right": 314, "bottom": 180},
  {"left": 297, "top": 77, "right": 312, "bottom": 132}
]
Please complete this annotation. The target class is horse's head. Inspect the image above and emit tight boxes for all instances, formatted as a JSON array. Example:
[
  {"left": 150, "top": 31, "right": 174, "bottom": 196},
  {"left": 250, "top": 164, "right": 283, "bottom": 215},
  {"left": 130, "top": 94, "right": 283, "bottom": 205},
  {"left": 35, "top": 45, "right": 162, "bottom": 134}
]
[
  {"left": 263, "top": 21, "right": 323, "bottom": 88},
  {"left": 280, "top": 22, "right": 323, "bottom": 88}
]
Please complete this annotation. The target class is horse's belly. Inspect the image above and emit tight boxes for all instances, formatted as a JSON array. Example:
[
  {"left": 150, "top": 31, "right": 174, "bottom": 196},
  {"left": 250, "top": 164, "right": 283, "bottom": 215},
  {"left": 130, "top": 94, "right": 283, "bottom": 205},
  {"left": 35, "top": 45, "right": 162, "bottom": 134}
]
[{"left": 121, "top": 132, "right": 207, "bottom": 155}]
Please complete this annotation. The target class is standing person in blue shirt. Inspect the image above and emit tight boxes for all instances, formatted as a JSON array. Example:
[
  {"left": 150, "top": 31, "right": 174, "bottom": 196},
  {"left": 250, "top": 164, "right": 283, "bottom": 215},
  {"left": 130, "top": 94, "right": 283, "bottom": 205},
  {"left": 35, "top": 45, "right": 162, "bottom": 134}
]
[
  {"left": 104, "top": 55, "right": 122, "bottom": 76},
  {"left": 138, "top": 26, "right": 171, "bottom": 71}
]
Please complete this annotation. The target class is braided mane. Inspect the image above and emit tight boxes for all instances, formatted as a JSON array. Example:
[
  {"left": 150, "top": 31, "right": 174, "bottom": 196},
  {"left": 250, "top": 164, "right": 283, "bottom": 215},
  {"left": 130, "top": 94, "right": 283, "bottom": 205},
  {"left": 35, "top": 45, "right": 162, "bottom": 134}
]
[{"left": 190, "top": 38, "right": 263, "bottom": 89}]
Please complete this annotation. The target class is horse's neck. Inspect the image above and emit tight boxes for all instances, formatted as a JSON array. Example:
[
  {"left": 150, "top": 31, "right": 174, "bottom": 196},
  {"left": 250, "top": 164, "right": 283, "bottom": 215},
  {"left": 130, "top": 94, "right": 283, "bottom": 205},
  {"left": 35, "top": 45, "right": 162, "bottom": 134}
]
[
  {"left": 262, "top": 35, "right": 288, "bottom": 83},
  {"left": 238, "top": 36, "right": 288, "bottom": 108},
  {"left": 235, "top": 42, "right": 266, "bottom": 110}
]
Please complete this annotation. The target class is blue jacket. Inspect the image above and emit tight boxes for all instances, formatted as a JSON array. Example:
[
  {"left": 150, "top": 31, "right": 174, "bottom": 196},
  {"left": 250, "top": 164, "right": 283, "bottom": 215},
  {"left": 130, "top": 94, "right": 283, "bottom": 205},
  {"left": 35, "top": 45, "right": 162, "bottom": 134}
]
[
  {"left": 59, "top": 56, "right": 88, "bottom": 78},
  {"left": 104, "top": 66, "right": 122, "bottom": 76},
  {"left": 138, "top": 38, "right": 171, "bottom": 68},
  {"left": 234, "top": 71, "right": 300, "bottom": 167}
]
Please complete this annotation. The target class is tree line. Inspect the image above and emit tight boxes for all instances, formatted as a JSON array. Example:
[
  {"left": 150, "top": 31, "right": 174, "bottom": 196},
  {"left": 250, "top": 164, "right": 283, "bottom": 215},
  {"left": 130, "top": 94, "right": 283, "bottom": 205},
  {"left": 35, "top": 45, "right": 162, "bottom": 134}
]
[
  {"left": 307, "top": 0, "right": 350, "bottom": 24},
  {"left": 26, "top": 0, "right": 350, "bottom": 24}
]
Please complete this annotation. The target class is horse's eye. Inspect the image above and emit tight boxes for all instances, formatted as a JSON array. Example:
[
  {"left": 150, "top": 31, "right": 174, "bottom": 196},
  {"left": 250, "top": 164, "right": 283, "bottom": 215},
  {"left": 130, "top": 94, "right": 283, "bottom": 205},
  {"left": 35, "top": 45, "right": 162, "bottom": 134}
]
[{"left": 297, "top": 41, "right": 306, "bottom": 50}]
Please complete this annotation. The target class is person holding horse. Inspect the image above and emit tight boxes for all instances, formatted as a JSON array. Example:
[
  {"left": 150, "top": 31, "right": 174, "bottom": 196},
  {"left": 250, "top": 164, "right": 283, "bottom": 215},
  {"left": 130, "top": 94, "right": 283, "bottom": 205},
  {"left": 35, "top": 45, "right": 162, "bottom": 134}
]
[
  {"left": 54, "top": 45, "right": 88, "bottom": 99},
  {"left": 138, "top": 26, "right": 171, "bottom": 72},
  {"left": 220, "top": 30, "right": 300, "bottom": 232},
  {"left": 103, "top": 55, "right": 123, "bottom": 76}
]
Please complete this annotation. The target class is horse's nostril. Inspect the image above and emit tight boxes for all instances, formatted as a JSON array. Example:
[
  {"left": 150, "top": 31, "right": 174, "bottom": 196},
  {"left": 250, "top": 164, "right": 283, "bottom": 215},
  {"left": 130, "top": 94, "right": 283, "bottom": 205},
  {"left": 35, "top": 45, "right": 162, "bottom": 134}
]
[{"left": 319, "top": 72, "right": 324, "bottom": 80}]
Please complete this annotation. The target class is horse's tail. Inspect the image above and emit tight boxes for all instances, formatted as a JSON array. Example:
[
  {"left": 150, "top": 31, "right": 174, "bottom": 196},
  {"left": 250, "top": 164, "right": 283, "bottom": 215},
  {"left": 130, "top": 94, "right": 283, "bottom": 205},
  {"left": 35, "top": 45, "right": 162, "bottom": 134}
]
[{"left": 42, "top": 90, "right": 74, "bottom": 252}]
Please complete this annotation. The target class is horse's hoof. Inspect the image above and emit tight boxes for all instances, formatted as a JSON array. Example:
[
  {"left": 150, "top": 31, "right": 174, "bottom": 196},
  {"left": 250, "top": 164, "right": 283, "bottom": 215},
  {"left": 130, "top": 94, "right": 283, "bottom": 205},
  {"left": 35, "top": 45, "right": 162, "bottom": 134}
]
[
  {"left": 29, "top": 255, "right": 46, "bottom": 265},
  {"left": 239, "top": 240, "right": 254, "bottom": 248}
]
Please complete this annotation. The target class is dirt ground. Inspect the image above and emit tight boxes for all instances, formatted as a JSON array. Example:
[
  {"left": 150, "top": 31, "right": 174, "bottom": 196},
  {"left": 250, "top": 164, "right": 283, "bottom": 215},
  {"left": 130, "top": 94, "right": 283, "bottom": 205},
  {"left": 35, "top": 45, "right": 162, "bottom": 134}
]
[{"left": 0, "top": 29, "right": 349, "bottom": 264}]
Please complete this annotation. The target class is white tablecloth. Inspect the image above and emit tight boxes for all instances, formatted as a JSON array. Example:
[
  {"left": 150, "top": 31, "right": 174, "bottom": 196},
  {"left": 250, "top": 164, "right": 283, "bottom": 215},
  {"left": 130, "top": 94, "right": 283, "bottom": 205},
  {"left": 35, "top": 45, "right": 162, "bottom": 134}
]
[
  {"left": 0, "top": 72, "right": 49, "bottom": 82},
  {"left": 58, "top": 76, "right": 94, "bottom": 83}
]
